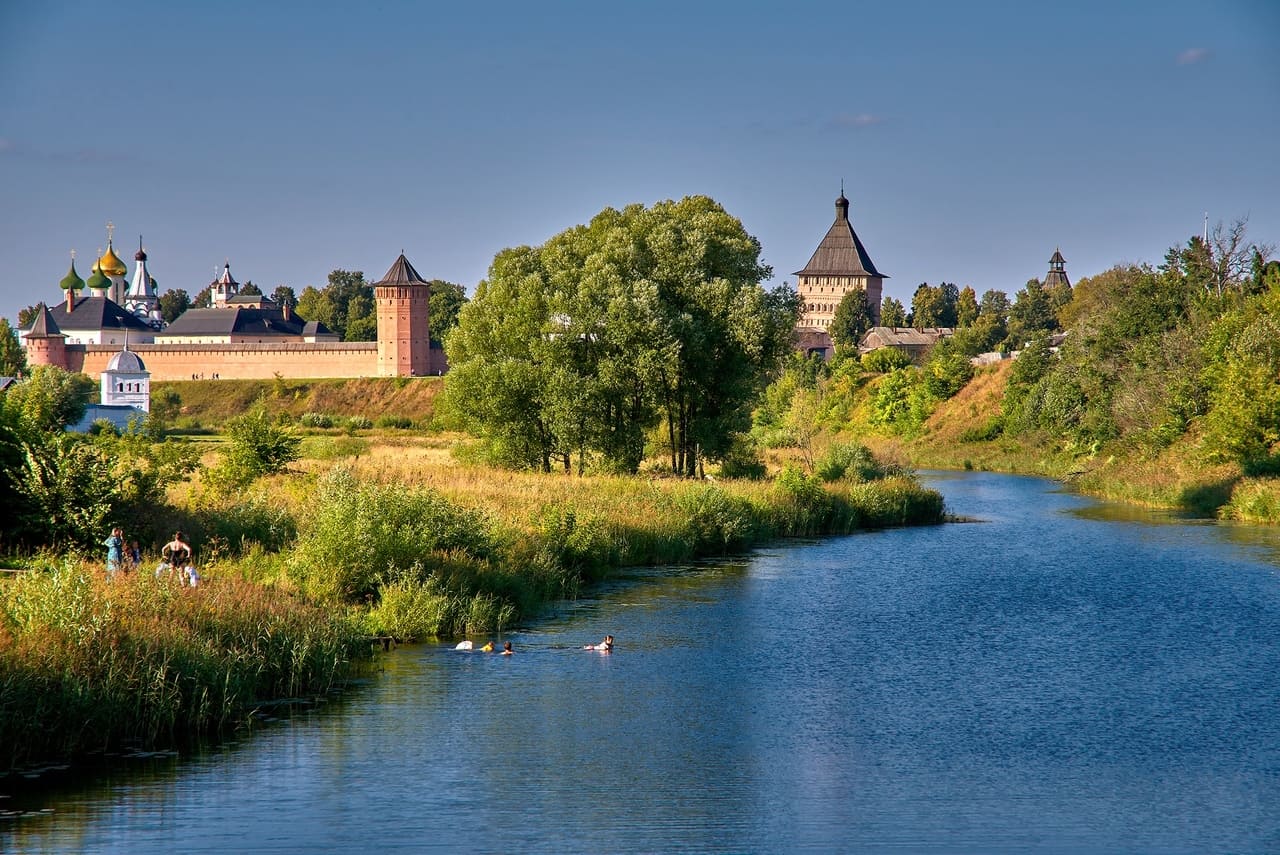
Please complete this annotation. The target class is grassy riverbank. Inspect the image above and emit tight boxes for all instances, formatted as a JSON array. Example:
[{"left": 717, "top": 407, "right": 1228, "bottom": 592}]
[
  {"left": 1, "top": 435, "right": 944, "bottom": 769},
  {"left": 0, "top": 557, "right": 366, "bottom": 770},
  {"left": 841, "top": 361, "right": 1280, "bottom": 522}
]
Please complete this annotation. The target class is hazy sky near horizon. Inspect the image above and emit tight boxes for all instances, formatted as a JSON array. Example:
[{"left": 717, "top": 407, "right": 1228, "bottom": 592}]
[{"left": 1, "top": 0, "right": 1277, "bottom": 325}]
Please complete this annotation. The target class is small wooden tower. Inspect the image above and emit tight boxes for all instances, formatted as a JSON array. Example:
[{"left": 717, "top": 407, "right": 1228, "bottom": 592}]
[
  {"left": 374, "top": 252, "right": 431, "bottom": 377},
  {"left": 1045, "top": 248, "right": 1071, "bottom": 290}
]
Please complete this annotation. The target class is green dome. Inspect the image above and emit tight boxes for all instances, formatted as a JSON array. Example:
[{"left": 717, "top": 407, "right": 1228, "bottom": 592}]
[
  {"left": 59, "top": 260, "right": 85, "bottom": 291},
  {"left": 86, "top": 267, "right": 111, "bottom": 292}
]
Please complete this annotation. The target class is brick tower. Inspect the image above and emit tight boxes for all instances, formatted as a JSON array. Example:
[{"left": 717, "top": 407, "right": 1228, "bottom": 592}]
[
  {"left": 373, "top": 252, "right": 431, "bottom": 377},
  {"left": 24, "top": 303, "right": 68, "bottom": 370}
]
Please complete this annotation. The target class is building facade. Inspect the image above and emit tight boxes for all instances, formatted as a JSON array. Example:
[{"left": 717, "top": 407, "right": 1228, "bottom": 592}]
[{"left": 23, "top": 249, "right": 446, "bottom": 380}]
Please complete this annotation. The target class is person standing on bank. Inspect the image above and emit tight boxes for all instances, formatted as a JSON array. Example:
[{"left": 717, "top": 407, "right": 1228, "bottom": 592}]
[{"left": 103, "top": 527, "right": 124, "bottom": 578}]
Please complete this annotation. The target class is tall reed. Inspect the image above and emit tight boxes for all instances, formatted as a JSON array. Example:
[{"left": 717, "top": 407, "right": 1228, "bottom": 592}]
[{"left": 0, "top": 558, "right": 367, "bottom": 770}]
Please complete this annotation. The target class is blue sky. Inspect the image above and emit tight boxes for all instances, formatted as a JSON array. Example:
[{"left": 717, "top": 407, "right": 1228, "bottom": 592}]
[{"left": 1, "top": 0, "right": 1277, "bottom": 325}]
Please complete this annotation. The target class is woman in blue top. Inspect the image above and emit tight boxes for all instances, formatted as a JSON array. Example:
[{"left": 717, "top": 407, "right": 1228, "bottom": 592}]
[{"left": 103, "top": 527, "right": 123, "bottom": 577}]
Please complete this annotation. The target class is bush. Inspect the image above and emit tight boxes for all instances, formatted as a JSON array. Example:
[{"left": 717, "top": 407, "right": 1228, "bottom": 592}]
[
  {"left": 374, "top": 415, "right": 414, "bottom": 429},
  {"left": 814, "top": 443, "right": 889, "bottom": 482},
  {"left": 861, "top": 347, "right": 913, "bottom": 373},
  {"left": 299, "top": 412, "right": 334, "bottom": 428},
  {"left": 290, "top": 468, "right": 496, "bottom": 601},
  {"left": 213, "top": 407, "right": 301, "bottom": 487},
  {"left": 674, "top": 485, "right": 756, "bottom": 553},
  {"left": 345, "top": 415, "right": 373, "bottom": 431}
]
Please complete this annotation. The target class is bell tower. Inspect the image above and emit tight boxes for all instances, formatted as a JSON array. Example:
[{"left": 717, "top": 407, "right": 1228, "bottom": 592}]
[{"left": 373, "top": 252, "right": 431, "bottom": 376}]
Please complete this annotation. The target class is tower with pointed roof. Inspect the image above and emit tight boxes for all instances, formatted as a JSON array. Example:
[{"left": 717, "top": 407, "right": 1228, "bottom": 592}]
[
  {"left": 23, "top": 304, "right": 67, "bottom": 369},
  {"left": 794, "top": 191, "right": 888, "bottom": 341},
  {"left": 125, "top": 236, "right": 161, "bottom": 324},
  {"left": 373, "top": 252, "right": 431, "bottom": 376},
  {"left": 1044, "top": 249, "right": 1070, "bottom": 290},
  {"left": 211, "top": 261, "right": 240, "bottom": 308}
]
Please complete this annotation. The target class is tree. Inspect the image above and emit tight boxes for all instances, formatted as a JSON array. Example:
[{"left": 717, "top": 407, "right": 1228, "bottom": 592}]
[
  {"left": 295, "top": 285, "right": 333, "bottom": 330},
  {"left": 911, "top": 283, "right": 945, "bottom": 328},
  {"left": 979, "top": 289, "right": 1011, "bottom": 323},
  {"left": 829, "top": 289, "right": 872, "bottom": 353},
  {"left": 956, "top": 286, "right": 979, "bottom": 328},
  {"left": 213, "top": 406, "right": 301, "bottom": 486},
  {"left": 1006, "top": 279, "right": 1057, "bottom": 347},
  {"left": 192, "top": 286, "right": 213, "bottom": 308},
  {"left": 158, "top": 288, "right": 191, "bottom": 323},
  {"left": 444, "top": 196, "right": 796, "bottom": 476},
  {"left": 18, "top": 305, "right": 40, "bottom": 328},
  {"left": 272, "top": 285, "right": 297, "bottom": 311},
  {"left": 1, "top": 365, "right": 95, "bottom": 434},
  {"left": 428, "top": 280, "right": 467, "bottom": 346},
  {"left": 0, "top": 318, "right": 27, "bottom": 376},
  {"left": 880, "top": 296, "right": 907, "bottom": 328},
  {"left": 239, "top": 280, "right": 262, "bottom": 296}
]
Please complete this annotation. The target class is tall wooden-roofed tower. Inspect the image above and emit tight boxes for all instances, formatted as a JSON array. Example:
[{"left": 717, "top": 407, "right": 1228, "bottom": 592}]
[
  {"left": 374, "top": 252, "right": 431, "bottom": 376},
  {"left": 795, "top": 192, "right": 888, "bottom": 335}
]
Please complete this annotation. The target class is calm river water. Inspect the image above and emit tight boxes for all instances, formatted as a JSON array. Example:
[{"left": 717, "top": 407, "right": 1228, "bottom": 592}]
[{"left": 5, "top": 472, "right": 1280, "bottom": 853}]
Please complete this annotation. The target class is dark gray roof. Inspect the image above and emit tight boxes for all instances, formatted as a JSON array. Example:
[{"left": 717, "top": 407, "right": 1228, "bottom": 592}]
[
  {"left": 301, "top": 320, "right": 328, "bottom": 336},
  {"left": 106, "top": 349, "right": 147, "bottom": 373},
  {"left": 0, "top": 377, "right": 17, "bottom": 391},
  {"left": 161, "top": 307, "right": 331, "bottom": 338},
  {"left": 27, "top": 304, "right": 63, "bottom": 337},
  {"left": 794, "top": 196, "right": 886, "bottom": 278},
  {"left": 1049, "top": 249, "right": 1066, "bottom": 265},
  {"left": 32, "top": 296, "right": 152, "bottom": 334},
  {"left": 227, "top": 294, "right": 275, "bottom": 306},
  {"left": 375, "top": 253, "right": 428, "bottom": 287}
]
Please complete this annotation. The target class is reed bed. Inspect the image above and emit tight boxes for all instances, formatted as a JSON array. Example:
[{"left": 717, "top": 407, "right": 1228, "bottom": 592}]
[{"left": 0, "top": 557, "right": 367, "bottom": 770}]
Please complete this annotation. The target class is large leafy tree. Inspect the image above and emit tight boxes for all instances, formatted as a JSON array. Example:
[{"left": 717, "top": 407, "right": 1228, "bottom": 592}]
[
  {"left": 445, "top": 196, "right": 797, "bottom": 475},
  {"left": 1, "top": 365, "right": 94, "bottom": 433},
  {"left": 158, "top": 288, "right": 191, "bottom": 323},
  {"left": 428, "top": 280, "right": 467, "bottom": 346},
  {"left": 17, "top": 305, "right": 40, "bottom": 328},
  {"left": 829, "top": 289, "right": 872, "bottom": 353},
  {"left": 956, "top": 286, "right": 979, "bottom": 328},
  {"left": 296, "top": 270, "right": 375, "bottom": 341}
]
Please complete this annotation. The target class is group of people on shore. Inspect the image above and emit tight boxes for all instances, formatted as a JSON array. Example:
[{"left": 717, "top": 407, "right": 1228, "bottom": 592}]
[
  {"left": 101, "top": 528, "right": 142, "bottom": 578},
  {"left": 103, "top": 528, "right": 200, "bottom": 587}
]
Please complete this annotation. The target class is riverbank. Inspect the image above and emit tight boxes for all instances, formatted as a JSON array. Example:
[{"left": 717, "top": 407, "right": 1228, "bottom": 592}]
[
  {"left": 1, "top": 441, "right": 945, "bottom": 769},
  {"left": 843, "top": 361, "right": 1280, "bottom": 523}
]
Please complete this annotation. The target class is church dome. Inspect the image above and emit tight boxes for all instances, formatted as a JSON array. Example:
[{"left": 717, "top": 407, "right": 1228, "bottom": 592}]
[
  {"left": 86, "top": 267, "right": 111, "bottom": 292},
  {"left": 106, "top": 349, "right": 147, "bottom": 373},
  {"left": 99, "top": 242, "right": 128, "bottom": 277},
  {"left": 60, "top": 260, "right": 85, "bottom": 291}
]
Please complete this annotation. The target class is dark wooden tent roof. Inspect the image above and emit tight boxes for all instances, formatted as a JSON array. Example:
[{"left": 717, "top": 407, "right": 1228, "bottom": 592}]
[
  {"left": 794, "top": 195, "right": 886, "bottom": 278},
  {"left": 375, "top": 253, "right": 429, "bottom": 287}
]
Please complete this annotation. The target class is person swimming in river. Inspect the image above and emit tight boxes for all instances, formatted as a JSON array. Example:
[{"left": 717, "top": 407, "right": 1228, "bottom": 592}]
[
  {"left": 502, "top": 641, "right": 513, "bottom": 655},
  {"left": 584, "top": 635, "right": 613, "bottom": 652}
]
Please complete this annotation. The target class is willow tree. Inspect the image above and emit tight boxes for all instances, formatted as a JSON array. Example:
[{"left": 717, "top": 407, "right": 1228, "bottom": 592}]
[{"left": 444, "top": 196, "right": 798, "bottom": 475}]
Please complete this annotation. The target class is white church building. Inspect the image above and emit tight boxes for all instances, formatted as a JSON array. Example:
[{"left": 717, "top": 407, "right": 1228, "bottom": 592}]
[{"left": 71, "top": 346, "right": 151, "bottom": 432}]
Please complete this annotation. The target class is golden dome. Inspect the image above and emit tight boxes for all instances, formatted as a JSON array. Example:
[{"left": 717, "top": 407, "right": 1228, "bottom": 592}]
[{"left": 98, "top": 241, "right": 128, "bottom": 277}]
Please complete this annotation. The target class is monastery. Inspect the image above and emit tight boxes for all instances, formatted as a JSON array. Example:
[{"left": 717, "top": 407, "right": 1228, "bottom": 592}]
[{"left": 21, "top": 233, "right": 445, "bottom": 381}]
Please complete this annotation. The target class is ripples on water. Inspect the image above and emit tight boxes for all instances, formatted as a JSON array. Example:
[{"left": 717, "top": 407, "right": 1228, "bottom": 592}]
[{"left": 5, "top": 471, "right": 1280, "bottom": 853}]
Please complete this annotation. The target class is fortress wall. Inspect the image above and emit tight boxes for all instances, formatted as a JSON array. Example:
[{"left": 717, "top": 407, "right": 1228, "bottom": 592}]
[{"left": 75, "top": 343, "right": 380, "bottom": 381}]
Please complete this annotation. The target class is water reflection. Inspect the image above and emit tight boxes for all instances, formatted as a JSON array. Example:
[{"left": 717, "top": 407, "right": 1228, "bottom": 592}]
[{"left": 7, "top": 472, "right": 1280, "bottom": 853}]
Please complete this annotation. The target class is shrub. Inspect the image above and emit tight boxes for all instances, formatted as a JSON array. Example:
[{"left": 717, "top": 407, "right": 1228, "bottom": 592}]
[
  {"left": 375, "top": 415, "right": 415, "bottom": 429},
  {"left": 214, "top": 407, "right": 301, "bottom": 486},
  {"left": 299, "top": 412, "right": 334, "bottom": 428},
  {"left": 861, "top": 347, "right": 913, "bottom": 373},
  {"left": 345, "top": 415, "right": 373, "bottom": 431},
  {"left": 290, "top": 468, "right": 496, "bottom": 601},
  {"left": 814, "top": 443, "right": 889, "bottom": 483}
]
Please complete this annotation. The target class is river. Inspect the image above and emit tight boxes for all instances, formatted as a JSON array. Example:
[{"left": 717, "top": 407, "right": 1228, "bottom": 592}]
[{"left": 4, "top": 471, "right": 1280, "bottom": 853}]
